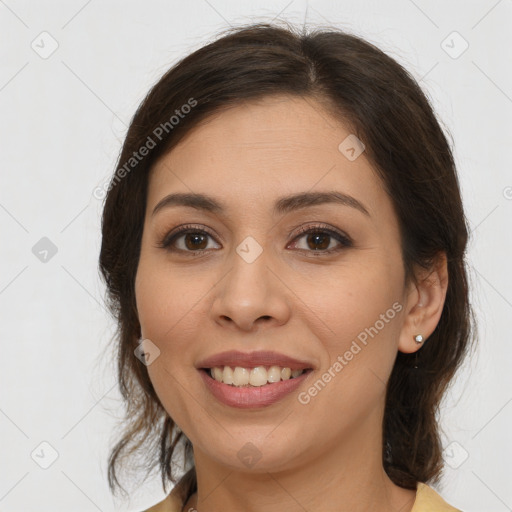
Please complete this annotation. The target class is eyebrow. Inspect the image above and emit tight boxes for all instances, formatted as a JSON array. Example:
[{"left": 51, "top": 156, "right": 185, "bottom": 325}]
[{"left": 151, "top": 191, "right": 370, "bottom": 218}]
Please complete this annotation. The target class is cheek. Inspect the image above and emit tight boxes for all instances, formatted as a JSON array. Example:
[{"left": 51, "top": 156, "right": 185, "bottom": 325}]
[
  {"left": 135, "top": 259, "right": 203, "bottom": 428},
  {"left": 292, "top": 262, "right": 404, "bottom": 410},
  {"left": 295, "top": 275, "right": 402, "bottom": 430},
  {"left": 295, "top": 260, "right": 403, "bottom": 345},
  {"left": 135, "top": 255, "right": 204, "bottom": 342}
]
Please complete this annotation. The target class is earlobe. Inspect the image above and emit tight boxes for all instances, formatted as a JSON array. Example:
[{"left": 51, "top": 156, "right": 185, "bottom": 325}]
[{"left": 397, "top": 252, "right": 449, "bottom": 354}]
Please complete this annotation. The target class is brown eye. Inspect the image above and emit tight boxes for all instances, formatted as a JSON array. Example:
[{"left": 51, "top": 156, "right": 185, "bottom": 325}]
[
  {"left": 289, "top": 224, "right": 353, "bottom": 254},
  {"left": 305, "top": 232, "right": 331, "bottom": 251},
  {"left": 157, "top": 225, "right": 220, "bottom": 254},
  {"left": 183, "top": 232, "right": 209, "bottom": 250}
]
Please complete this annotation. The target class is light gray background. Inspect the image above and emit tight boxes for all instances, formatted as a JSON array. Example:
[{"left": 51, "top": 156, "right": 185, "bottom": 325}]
[{"left": 1, "top": 1, "right": 511, "bottom": 511}]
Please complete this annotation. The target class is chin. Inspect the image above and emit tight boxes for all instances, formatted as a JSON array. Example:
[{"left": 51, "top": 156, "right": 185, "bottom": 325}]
[{"left": 194, "top": 428, "right": 309, "bottom": 474}]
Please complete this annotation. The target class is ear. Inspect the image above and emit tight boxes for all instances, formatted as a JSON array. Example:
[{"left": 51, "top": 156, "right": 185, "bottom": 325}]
[{"left": 398, "top": 251, "right": 449, "bottom": 354}]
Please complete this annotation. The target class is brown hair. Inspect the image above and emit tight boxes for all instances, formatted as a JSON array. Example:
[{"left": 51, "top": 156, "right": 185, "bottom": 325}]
[{"left": 99, "top": 21, "right": 476, "bottom": 501}]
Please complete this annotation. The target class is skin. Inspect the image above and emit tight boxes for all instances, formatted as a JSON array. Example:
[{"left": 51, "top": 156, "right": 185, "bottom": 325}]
[{"left": 134, "top": 94, "right": 448, "bottom": 512}]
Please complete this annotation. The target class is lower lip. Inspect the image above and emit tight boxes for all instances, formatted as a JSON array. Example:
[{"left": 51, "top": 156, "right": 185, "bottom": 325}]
[{"left": 199, "top": 369, "right": 312, "bottom": 409}]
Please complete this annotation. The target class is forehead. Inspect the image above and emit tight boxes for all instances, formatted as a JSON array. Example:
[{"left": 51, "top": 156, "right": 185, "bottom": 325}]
[{"left": 146, "top": 95, "right": 390, "bottom": 222}]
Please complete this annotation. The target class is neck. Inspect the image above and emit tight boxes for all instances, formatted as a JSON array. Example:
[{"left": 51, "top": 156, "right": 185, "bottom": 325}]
[{"left": 186, "top": 408, "right": 417, "bottom": 512}]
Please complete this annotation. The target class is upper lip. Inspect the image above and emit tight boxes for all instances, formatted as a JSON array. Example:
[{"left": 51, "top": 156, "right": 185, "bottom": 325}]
[{"left": 196, "top": 350, "right": 315, "bottom": 371}]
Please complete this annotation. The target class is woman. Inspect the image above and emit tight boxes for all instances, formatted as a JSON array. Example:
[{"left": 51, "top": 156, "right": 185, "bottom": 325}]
[{"left": 99, "top": 22, "right": 474, "bottom": 512}]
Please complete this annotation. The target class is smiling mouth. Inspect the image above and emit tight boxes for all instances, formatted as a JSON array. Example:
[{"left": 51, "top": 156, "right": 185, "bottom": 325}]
[{"left": 200, "top": 366, "right": 313, "bottom": 387}]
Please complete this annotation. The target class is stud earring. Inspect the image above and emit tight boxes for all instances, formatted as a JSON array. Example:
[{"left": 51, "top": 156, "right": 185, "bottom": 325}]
[{"left": 414, "top": 334, "right": 424, "bottom": 344}]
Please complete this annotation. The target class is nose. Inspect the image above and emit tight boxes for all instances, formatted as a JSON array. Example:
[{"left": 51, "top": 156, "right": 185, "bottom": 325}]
[{"left": 210, "top": 248, "right": 291, "bottom": 332}]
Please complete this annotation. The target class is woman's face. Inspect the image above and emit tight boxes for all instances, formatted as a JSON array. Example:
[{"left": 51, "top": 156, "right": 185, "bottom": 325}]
[{"left": 135, "top": 94, "right": 417, "bottom": 473}]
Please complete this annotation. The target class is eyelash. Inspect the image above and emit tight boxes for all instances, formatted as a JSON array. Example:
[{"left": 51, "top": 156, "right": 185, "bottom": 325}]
[{"left": 156, "top": 223, "right": 353, "bottom": 257}]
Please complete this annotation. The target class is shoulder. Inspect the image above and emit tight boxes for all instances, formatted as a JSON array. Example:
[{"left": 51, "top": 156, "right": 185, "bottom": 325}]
[
  {"left": 141, "top": 479, "right": 463, "bottom": 512},
  {"left": 411, "top": 482, "right": 462, "bottom": 512}
]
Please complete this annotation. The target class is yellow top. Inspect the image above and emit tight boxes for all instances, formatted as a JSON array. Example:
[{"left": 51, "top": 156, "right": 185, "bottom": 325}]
[{"left": 142, "top": 480, "right": 462, "bottom": 511}]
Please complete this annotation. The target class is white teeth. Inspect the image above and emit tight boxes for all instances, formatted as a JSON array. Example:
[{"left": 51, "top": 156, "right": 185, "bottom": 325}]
[
  {"left": 249, "top": 366, "right": 267, "bottom": 387},
  {"left": 267, "top": 365, "right": 282, "bottom": 382},
  {"left": 209, "top": 365, "right": 306, "bottom": 387},
  {"left": 233, "top": 367, "right": 250, "bottom": 386},
  {"left": 222, "top": 366, "right": 234, "bottom": 385}
]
